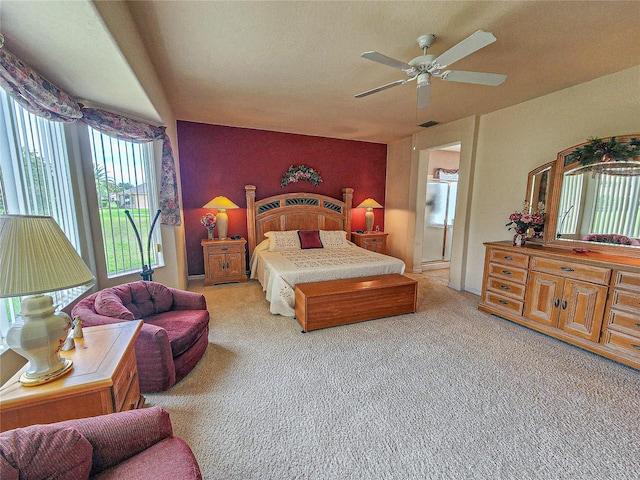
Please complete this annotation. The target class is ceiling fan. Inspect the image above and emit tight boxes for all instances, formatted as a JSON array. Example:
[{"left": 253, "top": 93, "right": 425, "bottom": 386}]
[{"left": 355, "top": 30, "right": 507, "bottom": 109}]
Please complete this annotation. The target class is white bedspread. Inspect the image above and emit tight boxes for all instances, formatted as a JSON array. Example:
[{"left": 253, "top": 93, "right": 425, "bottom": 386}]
[{"left": 250, "top": 243, "right": 406, "bottom": 316}]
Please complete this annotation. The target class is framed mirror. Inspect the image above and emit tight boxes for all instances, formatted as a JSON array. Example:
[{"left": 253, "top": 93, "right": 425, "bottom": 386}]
[
  {"left": 545, "top": 134, "right": 640, "bottom": 255},
  {"left": 525, "top": 161, "right": 554, "bottom": 241}
]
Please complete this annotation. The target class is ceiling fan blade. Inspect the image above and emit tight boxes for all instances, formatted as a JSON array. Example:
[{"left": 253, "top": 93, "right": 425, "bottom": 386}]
[
  {"left": 417, "top": 79, "right": 431, "bottom": 109},
  {"left": 361, "top": 51, "right": 414, "bottom": 72},
  {"left": 355, "top": 78, "right": 409, "bottom": 98},
  {"left": 430, "top": 30, "right": 497, "bottom": 70},
  {"left": 440, "top": 70, "right": 507, "bottom": 86}
]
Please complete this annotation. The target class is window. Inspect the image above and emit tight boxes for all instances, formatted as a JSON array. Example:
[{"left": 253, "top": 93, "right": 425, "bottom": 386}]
[
  {"left": 88, "top": 129, "right": 163, "bottom": 278},
  {"left": 0, "top": 90, "right": 83, "bottom": 338},
  {"left": 0, "top": 90, "right": 164, "bottom": 340}
]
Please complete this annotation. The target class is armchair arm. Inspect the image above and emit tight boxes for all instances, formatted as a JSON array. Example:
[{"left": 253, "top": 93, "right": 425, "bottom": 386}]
[
  {"left": 169, "top": 287, "right": 207, "bottom": 311},
  {"left": 71, "top": 295, "right": 135, "bottom": 327},
  {"left": 135, "top": 323, "right": 176, "bottom": 392},
  {"left": 56, "top": 406, "right": 173, "bottom": 476}
]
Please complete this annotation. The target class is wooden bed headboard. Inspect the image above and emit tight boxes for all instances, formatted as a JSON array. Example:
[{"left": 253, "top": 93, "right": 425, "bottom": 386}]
[{"left": 245, "top": 185, "right": 353, "bottom": 257}]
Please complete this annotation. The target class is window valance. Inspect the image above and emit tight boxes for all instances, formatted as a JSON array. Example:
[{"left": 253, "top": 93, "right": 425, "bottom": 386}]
[{"left": 0, "top": 47, "right": 180, "bottom": 226}]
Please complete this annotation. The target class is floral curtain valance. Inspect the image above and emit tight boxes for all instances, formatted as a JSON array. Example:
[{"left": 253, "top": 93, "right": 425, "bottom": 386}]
[{"left": 0, "top": 47, "right": 181, "bottom": 226}]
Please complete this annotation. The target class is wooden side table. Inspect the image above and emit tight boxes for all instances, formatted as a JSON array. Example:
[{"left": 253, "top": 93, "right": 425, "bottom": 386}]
[
  {"left": 201, "top": 237, "right": 247, "bottom": 285},
  {"left": 0, "top": 320, "right": 143, "bottom": 432},
  {"left": 351, "top": 232, "right": 388, "bottom": 254}
]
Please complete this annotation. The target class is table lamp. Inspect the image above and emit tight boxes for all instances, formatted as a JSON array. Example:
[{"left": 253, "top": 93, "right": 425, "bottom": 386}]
[
  {"left": 357, "top": 198, "right": 383, "bottom": 233},
  {"left": 0, "top": 215, "right": 95, "bottom": 386},
  {"left": 202, "top": 196, "right": 239, "bottom": 240}
]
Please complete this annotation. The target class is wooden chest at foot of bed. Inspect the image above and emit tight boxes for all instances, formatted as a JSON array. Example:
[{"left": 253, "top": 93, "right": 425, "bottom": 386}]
[{"left": 294, "top": 274, "right": 418, "bottom": 332}]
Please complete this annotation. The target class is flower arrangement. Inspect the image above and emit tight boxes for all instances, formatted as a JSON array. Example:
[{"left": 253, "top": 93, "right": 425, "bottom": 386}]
[
  {"left": 281, "top": 165, "right": 323, "bottom": 188},
  {"left": 201, "top": 213, "right": 216, "bottom": 239},
  {"left": 506, "top": 201, "right": 545, "bottom": 235}
]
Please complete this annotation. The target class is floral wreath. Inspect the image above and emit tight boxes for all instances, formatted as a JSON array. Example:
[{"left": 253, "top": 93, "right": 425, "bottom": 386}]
[{"left": 281, "top": 165, "right": 322, "bottom": 188}]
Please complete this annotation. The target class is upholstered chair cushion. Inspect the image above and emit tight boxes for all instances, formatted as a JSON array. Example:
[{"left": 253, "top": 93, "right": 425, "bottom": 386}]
[
  {"left": 145, "top": 310, "right": 210, "bottom": 358},
  {"left": 0, "top": 425, "right": 93, "bottom": 480}
]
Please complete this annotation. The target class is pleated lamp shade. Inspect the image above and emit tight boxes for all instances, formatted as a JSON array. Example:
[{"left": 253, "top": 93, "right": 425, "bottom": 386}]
[
  {"left": 0, "top": 215, "right": 95, "bottom": 385},
  {"left": 0, "top": 215, "right": 95, "bottom": 297}
]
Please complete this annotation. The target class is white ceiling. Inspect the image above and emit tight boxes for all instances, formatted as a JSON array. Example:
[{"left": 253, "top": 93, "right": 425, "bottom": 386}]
[{"left": 3, "top": 1, "right": 640, "bottom": 144}]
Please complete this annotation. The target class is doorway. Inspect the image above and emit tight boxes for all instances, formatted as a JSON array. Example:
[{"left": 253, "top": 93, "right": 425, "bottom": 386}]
[{"left": 421, "top": 144, "right": 460, "bottom": 271}]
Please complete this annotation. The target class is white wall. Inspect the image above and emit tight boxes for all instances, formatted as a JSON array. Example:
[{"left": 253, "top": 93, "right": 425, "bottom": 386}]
[{"left": 388, "top": 65, "right": 640, "bottom": 295}]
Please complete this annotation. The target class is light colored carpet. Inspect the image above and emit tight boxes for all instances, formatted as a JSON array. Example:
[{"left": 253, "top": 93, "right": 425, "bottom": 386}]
[{"left": 146, "top": 274, "right": 639, "bottom": 480}]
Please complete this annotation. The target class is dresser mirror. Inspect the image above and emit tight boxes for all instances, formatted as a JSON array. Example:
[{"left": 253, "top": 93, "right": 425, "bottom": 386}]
[
  {"left": 543, "top": 134, "right": 640, "bottom": 256},
  {"left": 524, "top": 161, "right": 554, "bottom": 242}
]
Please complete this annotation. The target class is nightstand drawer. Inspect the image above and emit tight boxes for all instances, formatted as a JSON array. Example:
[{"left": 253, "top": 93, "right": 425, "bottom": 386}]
[
  {"left": 205, "top": 243, "right": 244, "bottom": 254},
  {"left": 112, "top": 348, "right": 137, "bottom": 412}
]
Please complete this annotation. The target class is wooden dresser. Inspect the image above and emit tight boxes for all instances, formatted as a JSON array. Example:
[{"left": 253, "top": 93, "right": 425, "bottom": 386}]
[
  {"left": 0, "top": 321, "right": 143, "bottom": 432},
  {"left": 479, "top": 241, "right": 640, "bottom": 370}
]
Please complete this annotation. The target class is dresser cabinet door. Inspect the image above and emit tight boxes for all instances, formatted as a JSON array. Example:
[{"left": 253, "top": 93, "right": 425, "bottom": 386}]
[
  {"left": 524, "top": 272, "right": 562, "bottom": 326},
  {"left": 557, "top": 279, "right": 607, "bottom": 342}
]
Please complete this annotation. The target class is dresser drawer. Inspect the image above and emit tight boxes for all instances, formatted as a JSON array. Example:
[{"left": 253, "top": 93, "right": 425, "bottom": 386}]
[
  {"left": 483, "top": 291, "right": 523, "bottom": 315},
  {"left": 610, "top": 289, "right": 640, "bottom": 314},
  {"left": 489, "top": 249, "right": 529, "bottom": 269},
  {"left": 112, "top": 349, "right": 137, "bottom": 411},
  {"left": 606, "top": 309, "right": 640, "bottom": 337},
  {"left": 601, "top": 330, "right": 640, "bottom": 358},
  {"left": 488, "top": 263, "right": 528, "bottom": 284},
  {"left": 614, "top": 270, "right": 640, "bottom": 291},
  {"left": 486, "top": 276, "right": 526, "bottom": 300},
  {"left": 531, "top": 257, "right": 610, "bottom": 285}
]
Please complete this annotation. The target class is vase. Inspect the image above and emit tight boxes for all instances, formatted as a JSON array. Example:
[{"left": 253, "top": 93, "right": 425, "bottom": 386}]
[
  {"left": 207, "top": 228, "right": 214, "bottom": 240},
  {"left": 513, "top": 232, "right": 526, "bottom": 247}
]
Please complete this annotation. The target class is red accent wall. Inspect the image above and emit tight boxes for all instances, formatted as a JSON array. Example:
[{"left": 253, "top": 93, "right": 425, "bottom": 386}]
[{"left": 178, "top": 121, "right": 388, "bottom": 276}]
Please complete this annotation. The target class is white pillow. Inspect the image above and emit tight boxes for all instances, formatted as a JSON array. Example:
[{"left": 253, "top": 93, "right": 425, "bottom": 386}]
[
  {"left": 264, "top": 231, "right": 301, "bottom": 251},
  {"left": 319, "top": 230, "right": 350, "bottom": 249}
]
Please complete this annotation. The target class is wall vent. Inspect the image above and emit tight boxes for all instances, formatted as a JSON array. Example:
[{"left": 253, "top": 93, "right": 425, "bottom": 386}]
[{"left": 419, "top": 120, "right": 439, "bottom": 128}]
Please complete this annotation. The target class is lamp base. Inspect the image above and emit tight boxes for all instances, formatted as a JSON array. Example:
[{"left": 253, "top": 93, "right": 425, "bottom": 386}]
[
  {"left": 365, "top": 209, "right": 374, "bottom": 233},
  {"left": 19, "top": 358, "right": 73, "bottom": 386},
  {"left": 5, "top": 294, "right": 74, "bottom": 386},
  {"left": 217, "top": 210, "right": 229, "bottom": 240}
]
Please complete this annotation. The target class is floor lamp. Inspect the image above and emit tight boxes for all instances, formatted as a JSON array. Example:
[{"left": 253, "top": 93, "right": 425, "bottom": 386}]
[{"left": 0, "top": 215, "right": 95, "bottom": 385}]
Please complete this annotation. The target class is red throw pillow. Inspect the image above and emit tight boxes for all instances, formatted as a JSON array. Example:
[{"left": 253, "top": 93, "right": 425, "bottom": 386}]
[{"left": 298, "top": 230, "right": 323, "bottom": 249}]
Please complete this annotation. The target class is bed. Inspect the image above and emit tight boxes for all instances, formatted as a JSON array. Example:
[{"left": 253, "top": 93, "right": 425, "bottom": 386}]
[{"left": 246, "top": 185, "right": 406, "bottom": 316}]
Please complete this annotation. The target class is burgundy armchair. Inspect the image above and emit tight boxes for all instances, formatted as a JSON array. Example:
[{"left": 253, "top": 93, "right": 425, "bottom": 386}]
[
  {"left": 71, "top": 281, "right": 209, "bottom": 393},
  {"left": 0, "top": 406, "right": 202, "bottom": 480}
]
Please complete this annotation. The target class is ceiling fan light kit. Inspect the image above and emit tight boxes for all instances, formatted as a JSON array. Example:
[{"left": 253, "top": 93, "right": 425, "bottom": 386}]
[{"left": 355, "top": 30, "right": 507, "bottom": 109}]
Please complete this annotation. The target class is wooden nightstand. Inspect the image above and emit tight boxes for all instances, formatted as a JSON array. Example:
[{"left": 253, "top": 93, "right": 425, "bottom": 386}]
[
  {"left": 0, "top": 321, "right": 143, "bottom": 432},
  {"left": 201, "top": 237, "right": 247, "bottom": 285},
  {"left": 351, "top": 232, "right": 388, "bottom": 254}
]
